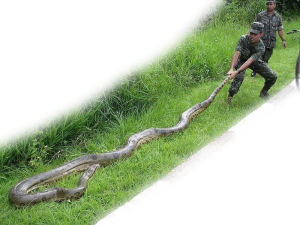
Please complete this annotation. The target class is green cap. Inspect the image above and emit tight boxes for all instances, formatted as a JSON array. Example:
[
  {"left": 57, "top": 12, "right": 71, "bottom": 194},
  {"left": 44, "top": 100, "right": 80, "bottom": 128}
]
[{"left": 249, "top": 22, "right": 264, "bottom": 34}]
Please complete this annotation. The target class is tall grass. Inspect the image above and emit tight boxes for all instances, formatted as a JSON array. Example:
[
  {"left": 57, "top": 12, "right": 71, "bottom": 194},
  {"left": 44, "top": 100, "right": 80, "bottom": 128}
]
[{"left": 0, "top": 13, "right": 245, "bottom": 172}]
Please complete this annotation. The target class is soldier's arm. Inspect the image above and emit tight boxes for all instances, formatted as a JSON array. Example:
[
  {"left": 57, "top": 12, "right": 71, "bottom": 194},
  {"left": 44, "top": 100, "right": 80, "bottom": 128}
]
[
  {"left": 228, "top": 57, "right": 254, "bottom": 80},
  {"left": 278, "top": 30, "right": 287, "bottom": 48},
  {"left": 227, "top": 51, "right": 240, "bottom": 77},
  {"left": 239, "top": 57, "right": 254, "bottom": 72}
]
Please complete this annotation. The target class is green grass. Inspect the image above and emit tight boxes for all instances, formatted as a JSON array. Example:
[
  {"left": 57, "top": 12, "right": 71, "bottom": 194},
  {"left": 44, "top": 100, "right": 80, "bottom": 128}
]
[{"left": 0, "top": 17, "right": 299, "bottom": 225}]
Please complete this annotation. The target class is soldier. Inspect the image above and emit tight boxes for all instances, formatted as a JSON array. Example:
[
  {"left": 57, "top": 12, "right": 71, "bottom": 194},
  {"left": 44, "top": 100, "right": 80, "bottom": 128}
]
[
  {"left": 227, "top": 22, "right": 277, "bottom": 103},
  {"left": 251, "top": 0, "right": 286, "bottom": 77}
]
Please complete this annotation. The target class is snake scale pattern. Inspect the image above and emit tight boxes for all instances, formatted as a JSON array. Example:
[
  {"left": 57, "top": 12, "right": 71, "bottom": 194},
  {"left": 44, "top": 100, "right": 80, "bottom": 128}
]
[{"left": 9, "top": 77, "right": 230, "bottom": 208}]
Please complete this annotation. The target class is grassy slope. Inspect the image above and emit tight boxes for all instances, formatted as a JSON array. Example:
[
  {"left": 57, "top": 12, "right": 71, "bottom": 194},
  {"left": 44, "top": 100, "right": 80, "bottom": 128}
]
[{"left": 1, "top": 19, "right": 299, "bottom": 224}]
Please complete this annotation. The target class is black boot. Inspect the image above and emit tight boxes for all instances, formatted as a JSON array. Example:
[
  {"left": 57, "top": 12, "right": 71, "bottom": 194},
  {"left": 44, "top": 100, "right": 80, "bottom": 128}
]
[
  {"left": 259, "top": 86, "right": 270, "bottom": 99},
  {"left": 259, "top": 91, "right": 270, "bottom": 99},
  {"left": 227, "top": 93, "right": 234, "bottom": 104},
  {"left": 227, "top": 96, "right": 233, "bottom": 103}
]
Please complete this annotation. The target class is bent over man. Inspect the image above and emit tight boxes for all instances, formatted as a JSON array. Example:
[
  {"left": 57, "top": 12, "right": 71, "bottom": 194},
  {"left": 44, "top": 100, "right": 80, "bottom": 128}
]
[{"left": 227, "top": 22, "right": 277, "bottom": 103}]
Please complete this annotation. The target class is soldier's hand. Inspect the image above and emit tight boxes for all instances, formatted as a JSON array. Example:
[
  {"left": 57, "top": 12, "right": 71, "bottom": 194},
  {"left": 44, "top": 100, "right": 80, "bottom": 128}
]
[
  {"left": 227, "top": 69, "right": 234, "bottom": 76},
  {"left": 227, "top": 70, "right": 239, "bottom": 80},
  {"left": 227, "top": 73, "right": 234, "bottom": 80},
  {"left": 282, "top": 40, "right": 287, "bottom": 48}
]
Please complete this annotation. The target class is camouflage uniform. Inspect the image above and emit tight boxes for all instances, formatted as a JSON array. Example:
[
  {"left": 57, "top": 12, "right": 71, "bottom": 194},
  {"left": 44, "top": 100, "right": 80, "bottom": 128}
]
[
  {"left": 255, "top": 10, "right": 283, "bottom": 63},
  {"left": 228, "top": 34, "right": 277, "bottom": 97}
]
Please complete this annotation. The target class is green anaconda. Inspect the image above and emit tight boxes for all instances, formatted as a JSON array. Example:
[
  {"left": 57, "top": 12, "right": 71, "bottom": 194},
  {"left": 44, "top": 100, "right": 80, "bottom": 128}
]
[{"left": 9, "top": 76, "right": 230, "bottom": 208}]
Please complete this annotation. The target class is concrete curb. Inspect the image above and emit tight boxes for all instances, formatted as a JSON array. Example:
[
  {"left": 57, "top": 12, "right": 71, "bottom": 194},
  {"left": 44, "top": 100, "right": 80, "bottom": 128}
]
[{"left": 96, "top": 81, "right": 298, "bottom": 225}]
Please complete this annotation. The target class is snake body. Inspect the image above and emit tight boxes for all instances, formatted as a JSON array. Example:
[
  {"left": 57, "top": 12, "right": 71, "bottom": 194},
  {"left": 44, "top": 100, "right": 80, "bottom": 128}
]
[{"left": 9, "top": 77, "right": 230, "bottom": 207}]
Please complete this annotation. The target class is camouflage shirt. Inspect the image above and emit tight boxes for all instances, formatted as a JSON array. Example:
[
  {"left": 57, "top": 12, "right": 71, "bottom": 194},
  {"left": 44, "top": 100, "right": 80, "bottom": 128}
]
[
  {"left": 235, "top": 34, "right": 265, "bottom": 62},
  {"left": 255, "top": 10, "right": 283, "bottom": 48}
]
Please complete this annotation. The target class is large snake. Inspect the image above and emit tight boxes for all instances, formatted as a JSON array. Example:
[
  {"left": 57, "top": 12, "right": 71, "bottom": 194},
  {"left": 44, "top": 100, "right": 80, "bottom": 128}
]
[{"left": 9, "top": 76, "right": 230, "bottom": 208}]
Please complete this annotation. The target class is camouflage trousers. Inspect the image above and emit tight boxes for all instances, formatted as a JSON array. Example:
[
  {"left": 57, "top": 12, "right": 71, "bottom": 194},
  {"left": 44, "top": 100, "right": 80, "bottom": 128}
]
[
  {"left": 262, "top": 48, "right": 274, "bottom": 63},
  {"left": 228, "top": 59, "right": 277, "bottom": 97}
]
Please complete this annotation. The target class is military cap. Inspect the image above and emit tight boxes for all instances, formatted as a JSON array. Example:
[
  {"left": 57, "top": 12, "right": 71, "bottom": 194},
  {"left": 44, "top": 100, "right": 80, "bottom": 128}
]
[
  {"left": 249, "top": 22, "right": 264, "bottom": 34},
  {"left": 266, "top": 0, "right": 275, "bottom": 3}
]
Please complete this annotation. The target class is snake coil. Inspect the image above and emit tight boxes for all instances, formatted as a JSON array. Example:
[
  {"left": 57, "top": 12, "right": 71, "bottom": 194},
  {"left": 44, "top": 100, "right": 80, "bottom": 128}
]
[{"left": 9, "top": 77, "right": 230, "bottom": 207}]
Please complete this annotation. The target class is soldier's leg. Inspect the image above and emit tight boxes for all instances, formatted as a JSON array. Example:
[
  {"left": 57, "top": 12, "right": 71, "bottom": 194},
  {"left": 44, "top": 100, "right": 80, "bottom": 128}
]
[
  {"left": 261, "top": 48, "right": 274, "bottom": 64},
  {"left": 227, "top": 69, "right": 246, "bottom": 103},
  {"left": 227, "top": 61, "right": 246, "bottom": 103},
  {"left": 250, "top": 60, "right": 277, "bottom": 98}
]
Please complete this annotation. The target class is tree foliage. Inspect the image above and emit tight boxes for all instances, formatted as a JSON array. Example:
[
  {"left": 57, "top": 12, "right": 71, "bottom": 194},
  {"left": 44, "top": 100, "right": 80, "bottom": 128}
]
[{"left": 210, "top": 0, "right": 300, "bottom": 28}]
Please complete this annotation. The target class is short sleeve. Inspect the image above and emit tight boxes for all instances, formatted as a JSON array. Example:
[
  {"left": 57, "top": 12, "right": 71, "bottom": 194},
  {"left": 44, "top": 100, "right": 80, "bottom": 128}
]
[
  {"left": 235, "top": 36, "right": 243, "bottom": 52},
  {"left": 277, "top": 15, "right": 283, "bottom": 31}
]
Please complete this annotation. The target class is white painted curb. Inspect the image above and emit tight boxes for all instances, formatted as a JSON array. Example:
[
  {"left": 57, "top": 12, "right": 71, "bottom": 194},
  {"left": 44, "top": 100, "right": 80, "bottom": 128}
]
[
  {"left": 96, "top": 181, "right": 173, "bottom": 225},
  {"left": 96, "top": 81, "right": 299, "bottom": 225},
  {"left": 229, "top": 103, "right": 275, "bottom": 139}
]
